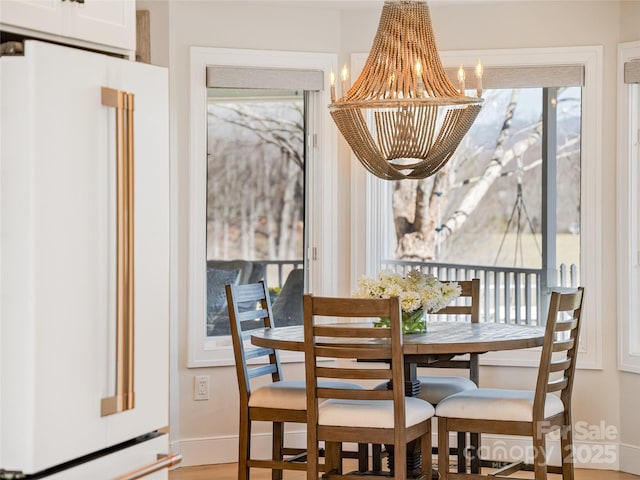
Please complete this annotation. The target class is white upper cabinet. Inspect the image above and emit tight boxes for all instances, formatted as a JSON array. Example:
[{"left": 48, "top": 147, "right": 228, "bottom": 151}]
[{"left": 0, "top": 0, "right": 135, "bottom": 53}]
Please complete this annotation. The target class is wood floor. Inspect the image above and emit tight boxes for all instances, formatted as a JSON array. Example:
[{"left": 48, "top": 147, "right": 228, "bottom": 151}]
[{"left": 169, "top": 462, "right": 640, "bottom": 480}]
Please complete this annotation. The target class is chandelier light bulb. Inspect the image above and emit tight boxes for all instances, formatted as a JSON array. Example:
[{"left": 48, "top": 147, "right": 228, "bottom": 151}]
[
  {"left": 329, "top": 68, "right": 336, "bottom": 101},
  {"left": 457, "top": 65, "right": 466, "bottom": 93},
  {"left": 475, "top": 59, "right": 484, "bottom": 97}
]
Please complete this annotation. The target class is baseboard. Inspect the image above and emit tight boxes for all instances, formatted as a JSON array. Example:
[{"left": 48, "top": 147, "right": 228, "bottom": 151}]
[
  {"left": 619, "top": 443, "right": 640, "bottom": 475},
  {"left": 172, "top": 431, "right": 307, "bottom": 467}
]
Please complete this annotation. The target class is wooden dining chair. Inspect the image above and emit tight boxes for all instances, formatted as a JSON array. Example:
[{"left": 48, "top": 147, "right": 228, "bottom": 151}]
[
  {"left": 436, "top": 287, "right": 585, "bottom": 480},
  {"left": 226, "top": 281, "right": 367, "bottom": 480},
  {"left": 303, "top": 294, "right": 435, "bottom": 480},
  {"left": 417, "top": 278, "right": 481, "bottom": 471}
]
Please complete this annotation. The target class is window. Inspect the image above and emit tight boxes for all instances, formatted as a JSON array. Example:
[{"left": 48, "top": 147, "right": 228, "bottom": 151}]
[
  {"left": 352, "top": 46, "right": 603, "bottom": 368},
  {"left": 189, "top": 47, "right": 337, "bottom": 367},
  {"left": 618, "top": 41, "right": 640, "bottom": 374},
  {"left": 205, "top": 88, "right": 306, "bottom": 338}
]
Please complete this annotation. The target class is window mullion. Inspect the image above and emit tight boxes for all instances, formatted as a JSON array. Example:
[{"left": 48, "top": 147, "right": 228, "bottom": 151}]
[{"left": 541, "top": 87, "right": 558, "bottom": 322}]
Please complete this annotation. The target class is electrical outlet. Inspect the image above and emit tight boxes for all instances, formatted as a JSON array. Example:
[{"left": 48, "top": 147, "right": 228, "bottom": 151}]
[{"left": 194, "top": 375, "right": 210, "bottom": 401}]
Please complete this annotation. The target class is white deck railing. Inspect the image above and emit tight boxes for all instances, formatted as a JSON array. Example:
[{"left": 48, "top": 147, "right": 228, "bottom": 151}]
[
  {"left": 261, "top": 259, "right": 579, "bottom": 326},
  {"left": 381, "top": 260, "right": 579, "bottom": 326}
]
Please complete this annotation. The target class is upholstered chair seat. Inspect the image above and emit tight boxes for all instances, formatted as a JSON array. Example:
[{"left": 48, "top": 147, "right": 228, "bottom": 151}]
[
  {"left": 416, "top": 375, "right": 478, "bottom": 405},
  {"left": 249, "top": 380, "right": 364, "bottom": 410},
  {"left": 435, "top": 388, "right": 565, "bottom": 422},
  {"left": 319, "top": 397, "right": 435, "bottom": 429}
]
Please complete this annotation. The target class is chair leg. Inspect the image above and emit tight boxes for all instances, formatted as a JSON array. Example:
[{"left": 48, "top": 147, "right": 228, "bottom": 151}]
[
  {"left": 307, "top": 428, "right": 318, "bottom": 480},
  {"left": 394, "top": 438, "right": 407, "bottom": 480},
  {"left": 272, "top": 422, "right": 284, "bottom": 480},
  {"left": 357, "top": 443, "right": 368, "bottom": 472},
  {"left": 325, "top": 441, "right": 342, "bottom": 475},
  {"left": 372, "top": 444, "right": 382, "bottom": 472},
  {"left": 560, "top": 421, "right": 575, "bottom": 480},
  {"left": 238, "top": 411, "right": 251, "bottom": 480},
  {"left": 470, "top": 432, "right": 481, "bottom": 473},
  {"left": 420, "top": 424, "right": 433, "bottom": 478},
  {"left": 532, "top": 429, "right": 547, "bottom": 480},
  {"left": 457, "top": 431, "right": 466, "bottom": 473},
  {"left": 438, "top": 419, "right": 450, "bottom": 480}
]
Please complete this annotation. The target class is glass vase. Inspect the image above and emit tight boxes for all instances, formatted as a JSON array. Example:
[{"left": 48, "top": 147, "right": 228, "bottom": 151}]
[{"left": 373, "top": 308, "right": 426, "bottom": 334}]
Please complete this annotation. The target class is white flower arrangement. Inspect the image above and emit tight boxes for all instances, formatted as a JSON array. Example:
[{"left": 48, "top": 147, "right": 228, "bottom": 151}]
[{"left": 352, "top": 270, "right": 461, "bottom": 333}]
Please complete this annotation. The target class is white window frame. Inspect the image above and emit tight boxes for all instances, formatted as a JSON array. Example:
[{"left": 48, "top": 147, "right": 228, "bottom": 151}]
[
  {"left": 351, "top": 46, "right": 603, "bottom": 369},
  {"left": 617, "top": 41, "right": 640, "bottom": 374},
  {"left": 188, "top": 47, "right": 338, "bottom": 367}
]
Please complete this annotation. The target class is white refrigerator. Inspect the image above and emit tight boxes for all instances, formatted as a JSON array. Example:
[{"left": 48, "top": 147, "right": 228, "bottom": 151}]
[{"left": 1, "top": 40, "right": 175, "bottom": 479}]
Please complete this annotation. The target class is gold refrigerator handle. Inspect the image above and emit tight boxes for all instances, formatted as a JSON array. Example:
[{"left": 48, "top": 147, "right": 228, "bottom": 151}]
[
  {"left": 101, "top": 86, "right": 136, "bottom": 417},
  {"left": 114, "top": 452, "right": 183, "bottom": 480}
]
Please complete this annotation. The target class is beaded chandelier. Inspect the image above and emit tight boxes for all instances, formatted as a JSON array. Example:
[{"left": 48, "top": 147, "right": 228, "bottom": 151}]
[{"left": 329, "top": 0, "right": 483, "bottom": 180}]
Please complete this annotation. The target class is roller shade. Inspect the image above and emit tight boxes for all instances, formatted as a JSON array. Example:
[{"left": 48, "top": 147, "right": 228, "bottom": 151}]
[
  {"left": 206, "top": 66, "right": 324, "bottom": 91},
  {"left": 445, "top": 64, "right": 584, "bottom": 89},
  {"left": 624, "top": 59, "right": 640, "bottom": 84}
]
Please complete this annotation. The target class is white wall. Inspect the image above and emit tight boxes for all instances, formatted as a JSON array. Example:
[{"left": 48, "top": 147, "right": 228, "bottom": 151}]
[{"left": 142, "top": 0, "right": 640, "bottom": 471}]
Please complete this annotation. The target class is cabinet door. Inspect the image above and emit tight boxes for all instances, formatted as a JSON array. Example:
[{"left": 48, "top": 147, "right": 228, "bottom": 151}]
[
  {"left": 67, "top": 0, "right": 135, "bottom": 52},
  {"left": 0, "top": 0, "right": 63, "bottom": 35},
  {"left": 0, "top": 0, "right": 134, "bottom": 53}
]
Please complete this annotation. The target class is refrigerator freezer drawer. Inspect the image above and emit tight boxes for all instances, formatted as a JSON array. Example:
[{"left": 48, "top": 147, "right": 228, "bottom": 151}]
[{"left": 45, "top": 433, "right": 177, "bottom": 480}]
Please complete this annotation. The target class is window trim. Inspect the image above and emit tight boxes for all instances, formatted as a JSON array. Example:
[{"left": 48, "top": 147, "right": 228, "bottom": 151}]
[
  {"left": 351, "top": 46, "right": 603, "bottom": 369},
  {"left": 617, "top": 41, "right": 640, "bottom": 374},
  {"left": 188, "top": 47, "right": 338, "bottom": 367}
]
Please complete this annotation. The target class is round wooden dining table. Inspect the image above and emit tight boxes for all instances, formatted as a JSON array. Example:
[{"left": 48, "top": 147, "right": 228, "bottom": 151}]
[
  {"left": 251, "top": 321, "right": 545, "bottom": 354},
  {"left": 250, "top": 321, "right": 545, "bottom": 392}
]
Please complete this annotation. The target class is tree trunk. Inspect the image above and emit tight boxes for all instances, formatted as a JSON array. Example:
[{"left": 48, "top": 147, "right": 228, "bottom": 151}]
[{"left": 438, "top": 92, "right": 544, "bottom": 243}]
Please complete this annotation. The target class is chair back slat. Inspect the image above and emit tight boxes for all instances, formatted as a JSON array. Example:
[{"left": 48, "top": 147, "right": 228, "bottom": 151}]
[
  {"left": 316, "top": 366, "right": 393, "bottom": 381},
  {"left": 552, "top": 338, "right": 575, "bottom": 353},
  {"left": 317, "top": 387, "right": 394, "bottom": 401},
  {"left": 431, "top": 279, "right": 480, "bottom": 323},
  {"left": 227, "top": 281, "right": 283, "bottom": 398},
  {"left": 555, "top": 318, "right": 579, "bottom": 332},
  {"left": 549, "top": 358, "right": 572, "bottom": 373},
  {"left": 310, "top": 296, "right": 399, "bottom": 318},
  {"left": 246, "top": 363, "right": 280, "bottom": 379},
  {"left": 546, "top": 378, "right": 569, "bottom": 393},
  {"left": 314, "top": 324, "right": 392, "bottom": 338},
  {"left": 231, "top": 282, "right": 269, "bottom": 302},
  {"left": 243, "top": 345, "right": 275, "bottom": 360},
  {"left": 534, "top": 287, "right": 584, "bottom": 420},
  {"left": 315, "top": 345, "right": 392, "bottom": 360},
  {"left": 436, "top": 305, "right": 473, "bottom": 316},
  {"left": 316, "top": 367, "right": 392, "bottom": 381},
  {"left": 557, "top": 292, "right": 583, "bottom": 311},
  {"left": 237, "top": 308, "right": 270, "bottom": 323}
]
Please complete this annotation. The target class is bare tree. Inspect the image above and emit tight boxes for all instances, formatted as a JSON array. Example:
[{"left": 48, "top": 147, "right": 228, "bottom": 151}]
[{"left": 207, "top": 100, "right": 304, "bottom": 261}]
